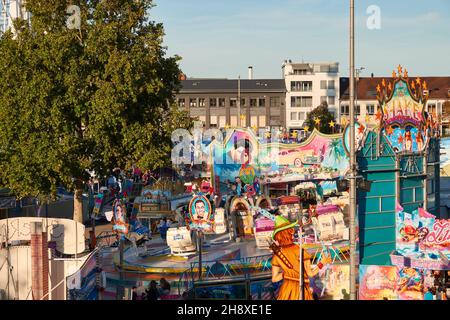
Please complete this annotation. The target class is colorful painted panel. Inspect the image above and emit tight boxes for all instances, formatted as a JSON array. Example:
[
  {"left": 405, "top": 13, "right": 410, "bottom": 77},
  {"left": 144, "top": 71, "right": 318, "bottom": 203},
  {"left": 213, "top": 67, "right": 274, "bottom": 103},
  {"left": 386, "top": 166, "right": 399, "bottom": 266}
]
[
  {"left": 396, "top": 205, "right": 450, "bottom": 255},
  {"left": 359, "top": 265, "right": 426, "bottom": 300},
  {"left": 376, "top": 67, "right": 434, "bottom": 153},
  {"left": 188, "top": 195, "right": 214, "bottom": 232},
  {"left": 211, "top": 129, "right": 349, "bottom": 190},
  {"left": 67, "top": 250, "right": 98, "bottom": 300},
  {"left": 310, "top": 265, "right": 349, "bottom": 300}
]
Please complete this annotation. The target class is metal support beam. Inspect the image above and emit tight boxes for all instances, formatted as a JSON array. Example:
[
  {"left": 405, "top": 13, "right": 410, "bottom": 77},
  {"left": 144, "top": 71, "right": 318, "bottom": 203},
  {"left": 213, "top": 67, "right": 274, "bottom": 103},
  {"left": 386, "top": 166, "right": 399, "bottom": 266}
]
[{"left": 348, "top": 0, "right": 357, "bottom": 300}]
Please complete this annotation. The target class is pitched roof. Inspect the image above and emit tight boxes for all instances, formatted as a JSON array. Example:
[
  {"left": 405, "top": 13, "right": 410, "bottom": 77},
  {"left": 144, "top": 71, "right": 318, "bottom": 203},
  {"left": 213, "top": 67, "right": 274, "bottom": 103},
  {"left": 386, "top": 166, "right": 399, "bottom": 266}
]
[
  {"left": 179, "top": 79, "right": 286, "bottom": 93},
  {"left": 340, "top": 76, "right": 450, "bottom": 101}
]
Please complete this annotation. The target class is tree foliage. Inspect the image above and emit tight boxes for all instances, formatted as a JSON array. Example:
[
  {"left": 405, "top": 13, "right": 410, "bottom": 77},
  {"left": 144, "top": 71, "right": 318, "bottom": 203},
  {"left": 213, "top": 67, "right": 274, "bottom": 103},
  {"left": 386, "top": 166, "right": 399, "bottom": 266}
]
[
  {"left": 303, "top": 102, "right": 336, "bottom": 134},
  {"left": 0, "top": 0, "right": 191, "bottom": 203}
]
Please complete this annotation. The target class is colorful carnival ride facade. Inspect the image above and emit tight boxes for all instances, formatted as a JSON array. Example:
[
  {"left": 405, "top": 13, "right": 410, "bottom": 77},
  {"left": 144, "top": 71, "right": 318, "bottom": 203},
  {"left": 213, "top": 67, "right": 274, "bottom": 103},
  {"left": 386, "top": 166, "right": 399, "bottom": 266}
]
[
  {"left": 101, "top": 66, "right": 447, "bottom": 300},
  {"left": 356, "top": 66, "right": 449, "bottom": 300}
]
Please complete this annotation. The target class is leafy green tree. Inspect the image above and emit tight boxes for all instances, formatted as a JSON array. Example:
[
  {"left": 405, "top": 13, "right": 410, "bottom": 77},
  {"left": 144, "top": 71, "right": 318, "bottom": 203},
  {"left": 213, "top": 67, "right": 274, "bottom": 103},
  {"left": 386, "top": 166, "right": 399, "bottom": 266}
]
[
  {"left": 303, "top": 102, "right": 336, "bottom": 134},
  {"left": 0, "top": 0, "right": 191, "bottom": 222}
]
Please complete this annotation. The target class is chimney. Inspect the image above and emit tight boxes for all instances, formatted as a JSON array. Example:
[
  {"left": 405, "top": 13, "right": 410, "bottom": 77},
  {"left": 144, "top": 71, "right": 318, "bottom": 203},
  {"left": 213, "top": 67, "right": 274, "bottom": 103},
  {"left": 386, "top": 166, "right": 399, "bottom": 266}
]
[
  {"left": 248, "top": 66, "right": 253, "bottom": 80},
  {"left": 31, "top": 222, "right": 49, "bottom": 300}
]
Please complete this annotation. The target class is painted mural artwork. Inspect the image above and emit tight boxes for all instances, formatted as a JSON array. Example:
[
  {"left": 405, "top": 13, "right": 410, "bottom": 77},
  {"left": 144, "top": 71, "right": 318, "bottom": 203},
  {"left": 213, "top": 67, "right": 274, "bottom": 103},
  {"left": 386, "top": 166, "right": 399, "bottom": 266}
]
[
  {"left": 343, "top": 122, "right": 366, "bottom": 154},
  {"left": 310, "top": 265, "right": 350, "bottom": 300},
  {"left": 112, "top": 198, "right": 129, "bottom": 235},
  {"left": 396, "top": 205, "right": 450, "bottom": 255},
  {"left": 391, "top": 203, "right": 450, "bottom": 270},
  {"left": 211, "top": 129, "right": 349, "bottom": 189},
  {"left": 188, "top": 195, "right": 214, "bottom": 232},
  {"left": 359, "top": 265, "right": 426, "bottom": 300},
  {"left": 440, "top": 137, "right": 450, "bottom": 176},
  {"left": 376, "top": 66, "right": 432, "bottom": 153}
]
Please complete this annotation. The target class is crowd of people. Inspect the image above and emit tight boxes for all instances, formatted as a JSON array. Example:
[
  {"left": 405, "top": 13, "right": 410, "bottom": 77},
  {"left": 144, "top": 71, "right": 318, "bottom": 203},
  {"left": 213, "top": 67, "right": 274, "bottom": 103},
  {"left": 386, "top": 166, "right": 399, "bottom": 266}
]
[
  {"left": 131, "top": 278, "right": 172, "bottom": 300},
  {"left": 423, "top": 270, "right": 449, "bottom": 300}
]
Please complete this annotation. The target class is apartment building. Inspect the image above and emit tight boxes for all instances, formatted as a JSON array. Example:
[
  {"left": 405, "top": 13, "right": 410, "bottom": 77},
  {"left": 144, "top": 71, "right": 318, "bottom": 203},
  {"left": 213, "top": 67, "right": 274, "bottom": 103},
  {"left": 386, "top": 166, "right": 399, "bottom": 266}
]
[
  {"left": 282, "top": 61, "right": 340, "bottom": 131},
  {"left": 176, "top": 76, "right": 286, "bottom": 129},
  {"left": 339, "top": 76, "right": 450, "bottom": 134},
  {"left": 0, "top": 0, "right": 29, "bottom": 34}
]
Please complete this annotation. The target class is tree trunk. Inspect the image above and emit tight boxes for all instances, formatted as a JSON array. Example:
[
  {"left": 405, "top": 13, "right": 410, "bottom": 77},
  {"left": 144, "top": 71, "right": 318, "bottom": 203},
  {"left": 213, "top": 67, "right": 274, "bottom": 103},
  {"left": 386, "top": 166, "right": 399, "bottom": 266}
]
[{"left": 73, "top": 188, "right": 84, "bottom": 223}]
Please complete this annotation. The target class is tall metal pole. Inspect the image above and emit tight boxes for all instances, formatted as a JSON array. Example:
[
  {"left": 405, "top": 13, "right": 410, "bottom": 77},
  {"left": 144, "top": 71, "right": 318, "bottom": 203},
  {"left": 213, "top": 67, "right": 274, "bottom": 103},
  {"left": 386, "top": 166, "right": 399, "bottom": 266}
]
[
  {"left": 298, "top": 226, "right": 304, "bottom": 300},
  {"left": 349, "top": 0, "right": 357, "bottom": 300},
  {"left": 197, "top": 231, "right": 203, "bottom": 280},
  {"left": 237, "top": 76, "right": 241, "bottom": 127},
  {"left": 116, "top": 237, "right": 124, "bottom": 300}
]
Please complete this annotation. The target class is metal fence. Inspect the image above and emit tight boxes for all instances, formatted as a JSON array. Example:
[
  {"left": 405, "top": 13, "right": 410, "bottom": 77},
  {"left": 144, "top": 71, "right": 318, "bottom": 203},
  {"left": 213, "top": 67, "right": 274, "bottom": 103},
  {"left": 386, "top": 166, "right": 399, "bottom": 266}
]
[{"left": 177, "top": 254, "right": 272, "bottom": 295}]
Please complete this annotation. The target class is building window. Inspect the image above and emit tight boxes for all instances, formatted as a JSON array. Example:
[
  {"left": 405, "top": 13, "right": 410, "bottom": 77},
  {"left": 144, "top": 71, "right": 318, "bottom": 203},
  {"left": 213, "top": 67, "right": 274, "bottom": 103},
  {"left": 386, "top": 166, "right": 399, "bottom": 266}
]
[
  {"left": 178, "top": 98, "right": 185, "bottom": 108},
  {"left": 259, "top": 98, "right": 265, "bottom": 107},
  {"left": 290, "top": 112, "right": 297, "bottom": 121},
  {"left": 428, "top": 103, "right": 437, "bottom": 116},
  {"left": 320, "top": 80, "right": 327, "bottom": 89},
  {"left": 241, "top": 98, "right": 246, "bottom": 106},
  {"left": 291, "top": 96, "right": 313, "bottom": 108},
  {"left": 210, "top": 115, "right": 218, "bottom": 126},
  {"left": 366, "top": 104, "right": 375, "bottom": 115},
  {"left": 291, "top": 81, "right": 312, "bottom": 92},
  {"left": 218, "top": 116, "right": 226, "bottom": 128},
  {"left": 270, "top": 97, "right": 280, "bottom": 107},
  {"left": 230, "top": 116, "right": 237, "bottom": 126},
  {"left": 250, "top": 98, "right": 257, "bottom": 107},
  {"left": 230, "top": 98, "right": 237, "bottom": 107},
  {"left": 328, "top": 96, "right": 335, "bottom": 105},
  {"left": 328, "top": 80, "right": 335, "bottom": 89},
  {"left": 210, "top": 98, "right": 217, "bottom": 107},
  {"left": 293, "top": 69, "right": 309, "bottom": 75},
  {"left": 320, "top": 96, "right": 327, "bottom": 104},
  {"left": 251, "top": 116, "right": 258, "bottom": 127},
  {"left": 259, "top": 115, "right": 266, "bottom": 127},
  {"left": 356, "top": 105, "right": 361, "bottom": 116},
  {"left": 299, "top": 112, "right": 305, "bottom": 120},
  {"left": 218, "top": 98, "right": 225, "bottom": 107},
  {"left": 199, "top": 98, "right": 205, "bottom": 107},
  {"left": 341, "top": 105, "right": 349, "bottom": 115},
  {"left": 189, "top": 98, "right": 197, "bottom": 108}
]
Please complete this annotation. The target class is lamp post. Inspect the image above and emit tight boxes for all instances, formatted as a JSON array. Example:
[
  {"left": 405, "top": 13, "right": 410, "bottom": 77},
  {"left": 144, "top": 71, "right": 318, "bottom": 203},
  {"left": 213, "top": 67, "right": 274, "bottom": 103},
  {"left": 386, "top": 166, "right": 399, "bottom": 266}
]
[{"left": 349, "top": 0, "right": 358, "bottom": 300}]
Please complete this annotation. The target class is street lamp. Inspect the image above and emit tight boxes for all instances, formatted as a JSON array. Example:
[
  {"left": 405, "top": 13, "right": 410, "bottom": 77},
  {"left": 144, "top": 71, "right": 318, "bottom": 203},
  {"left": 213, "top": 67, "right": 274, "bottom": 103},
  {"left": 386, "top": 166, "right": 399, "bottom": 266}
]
[{"left": 349, "top": 0, "right": 358, "bottom": 300}]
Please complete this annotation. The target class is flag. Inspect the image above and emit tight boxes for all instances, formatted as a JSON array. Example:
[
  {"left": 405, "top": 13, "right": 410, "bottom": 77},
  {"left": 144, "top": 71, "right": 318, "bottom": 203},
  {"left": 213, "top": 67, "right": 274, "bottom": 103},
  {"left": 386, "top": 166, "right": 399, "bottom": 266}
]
[
  {"left": 395, "top": 201, "right": 403, "bottom": 213},
  {"left": 418, "top": 207, "right": 435, "bottom": 219}
]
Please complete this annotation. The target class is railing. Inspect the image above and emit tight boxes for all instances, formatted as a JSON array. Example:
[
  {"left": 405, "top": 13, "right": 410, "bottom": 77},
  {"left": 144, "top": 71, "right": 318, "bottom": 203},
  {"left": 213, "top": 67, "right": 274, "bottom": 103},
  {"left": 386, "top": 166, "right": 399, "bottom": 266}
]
[{"left": 177, "top": 254, "right": 272, "bottom": 295}]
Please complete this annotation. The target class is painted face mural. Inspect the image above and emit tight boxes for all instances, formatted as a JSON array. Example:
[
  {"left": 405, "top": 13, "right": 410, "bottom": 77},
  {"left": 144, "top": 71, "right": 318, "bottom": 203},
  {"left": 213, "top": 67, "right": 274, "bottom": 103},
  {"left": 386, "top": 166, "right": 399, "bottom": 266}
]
[
  {"left": 377, "top": 69, "right": 432, "bottom": 153},
  {"left": 188, "top": 195, "right": 214, "bottom": 232}
]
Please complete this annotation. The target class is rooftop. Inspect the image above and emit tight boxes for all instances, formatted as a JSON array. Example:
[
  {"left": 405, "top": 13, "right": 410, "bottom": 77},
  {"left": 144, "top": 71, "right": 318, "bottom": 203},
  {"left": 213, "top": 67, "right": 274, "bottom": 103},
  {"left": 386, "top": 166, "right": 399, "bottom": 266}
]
[
  {"left": 179, "top": 79, "right": 286, "bottom": 93},
  {"left": 340, "top": 76, "right": 450, "bottom": 101}
]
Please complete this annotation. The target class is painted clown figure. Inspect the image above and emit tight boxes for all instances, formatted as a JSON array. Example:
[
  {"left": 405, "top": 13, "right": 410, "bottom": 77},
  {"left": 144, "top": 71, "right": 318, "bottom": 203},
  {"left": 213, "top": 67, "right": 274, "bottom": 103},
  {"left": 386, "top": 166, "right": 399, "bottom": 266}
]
[{"left": 270, "top": 216, "right": 328, "bottom": 300}]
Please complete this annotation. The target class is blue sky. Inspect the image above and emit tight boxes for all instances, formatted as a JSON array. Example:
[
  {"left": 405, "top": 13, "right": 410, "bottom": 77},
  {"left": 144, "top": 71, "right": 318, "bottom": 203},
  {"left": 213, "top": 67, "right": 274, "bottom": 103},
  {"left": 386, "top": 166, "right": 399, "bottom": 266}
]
[{"left": 151, "top": 0, "right": 450, "bottom": 79}]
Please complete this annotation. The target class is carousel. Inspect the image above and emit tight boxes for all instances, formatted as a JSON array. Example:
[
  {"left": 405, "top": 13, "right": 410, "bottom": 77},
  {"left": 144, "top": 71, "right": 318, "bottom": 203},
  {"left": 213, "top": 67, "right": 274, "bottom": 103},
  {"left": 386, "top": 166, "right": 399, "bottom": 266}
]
[{"left": 99, "top": 125, "right": 354, "bottom": 300}]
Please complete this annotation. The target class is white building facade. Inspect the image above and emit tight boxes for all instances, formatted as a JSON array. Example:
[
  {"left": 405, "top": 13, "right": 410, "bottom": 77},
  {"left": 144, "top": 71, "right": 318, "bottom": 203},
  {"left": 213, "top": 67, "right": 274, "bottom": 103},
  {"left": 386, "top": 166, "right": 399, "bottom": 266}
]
[
  {"left": 282, "top": 61, "right": 340, "bottom": 131},
  {"left": 0, "top": 0, "right": 29, "bottom": 34}
]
